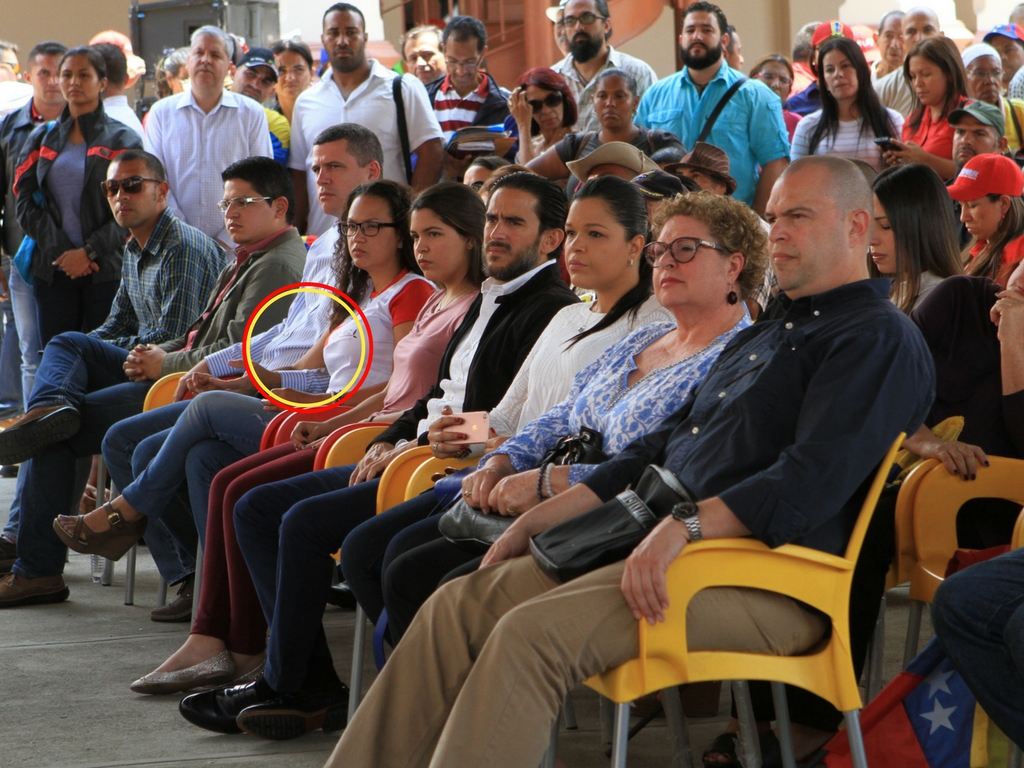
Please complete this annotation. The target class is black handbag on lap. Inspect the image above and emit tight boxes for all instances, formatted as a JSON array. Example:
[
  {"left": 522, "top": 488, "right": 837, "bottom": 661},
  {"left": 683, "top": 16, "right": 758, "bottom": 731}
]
[
  {"left": 438, "top": 428, "right": 611, "bottom": 554},
  {"left": 529, "top": 465, "right": 697, "bottom": 583}
]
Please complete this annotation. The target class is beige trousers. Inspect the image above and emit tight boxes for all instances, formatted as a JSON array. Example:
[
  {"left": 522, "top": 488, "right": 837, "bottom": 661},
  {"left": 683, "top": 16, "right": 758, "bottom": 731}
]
[{"left": 324, "top": 555, "right": 828, "bottom": 768}]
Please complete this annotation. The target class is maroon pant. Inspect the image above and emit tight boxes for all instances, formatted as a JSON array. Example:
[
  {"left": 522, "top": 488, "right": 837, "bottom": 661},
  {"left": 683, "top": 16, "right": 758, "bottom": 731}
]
[{"left": 192, "top": 442, "right": 317, "bottom": 654}]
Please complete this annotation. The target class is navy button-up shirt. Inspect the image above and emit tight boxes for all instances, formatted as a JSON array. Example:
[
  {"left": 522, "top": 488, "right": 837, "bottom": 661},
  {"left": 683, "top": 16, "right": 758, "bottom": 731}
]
[{"left": 582, "top": 279, "right": 936, "bottom": 557}]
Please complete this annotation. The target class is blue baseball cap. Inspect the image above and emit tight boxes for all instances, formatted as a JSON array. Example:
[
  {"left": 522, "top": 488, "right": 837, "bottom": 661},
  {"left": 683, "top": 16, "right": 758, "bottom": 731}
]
[{"left": 984, "top": 24, "right": 1024, "bottom": 44}]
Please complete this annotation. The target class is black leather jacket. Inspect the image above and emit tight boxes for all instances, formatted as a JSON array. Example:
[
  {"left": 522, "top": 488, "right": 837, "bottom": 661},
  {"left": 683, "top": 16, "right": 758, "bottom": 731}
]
[
  {"left": 0, "top": 99, "right": 41, "bottom": 257},
  {"left": 14, "top": 101, "right": 142, "bottom": 284}
]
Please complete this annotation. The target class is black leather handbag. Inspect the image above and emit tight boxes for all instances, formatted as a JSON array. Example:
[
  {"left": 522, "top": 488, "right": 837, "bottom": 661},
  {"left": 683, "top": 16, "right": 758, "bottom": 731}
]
[
  {"left": 529, "top": 465, "right": 697, "bottom": 583},
  {"left": 437, "top": 428, "right": 611, "bottom": 554}
]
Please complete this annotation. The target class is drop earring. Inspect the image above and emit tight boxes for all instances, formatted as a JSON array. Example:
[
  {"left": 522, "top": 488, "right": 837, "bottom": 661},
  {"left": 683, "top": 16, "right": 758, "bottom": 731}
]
[
  {"left": 727, "top": 290, "right": 739, "bottom": 304},
  {"left": 628, "top": 258, "right": 635, "bottom": 267}
]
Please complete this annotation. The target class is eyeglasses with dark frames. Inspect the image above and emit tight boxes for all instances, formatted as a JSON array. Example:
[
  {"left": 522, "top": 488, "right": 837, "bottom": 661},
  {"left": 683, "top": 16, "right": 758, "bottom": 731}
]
[
  {"left": 340, "top": 220, "right": 399, "bottom": 237},
  {"left": 100, "top": 176, "right": 163, "bottom": 197},
  {"left": 644, "top": 236, "right": 726, "bottom": 267},
  {"left": 562, "top": 12, "right": 606, "bottom": 28}
]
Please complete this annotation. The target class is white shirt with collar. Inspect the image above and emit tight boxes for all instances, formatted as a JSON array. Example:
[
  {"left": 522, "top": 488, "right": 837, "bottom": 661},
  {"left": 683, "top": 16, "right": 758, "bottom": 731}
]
[
  {"left": 417, "top": 260, "right": 555, "bottom": 435},
  {"left": 144, "top": 89, "right": 272, "bottom": 244},
  {"left": 288, "top": 59, "right": 444, "bottom": 236},
  {"left": 551, "top": 45, "right": 658, "bottom": 132},
  {"left": 103, "top": 95, "right": 144, "bottom": 138}
]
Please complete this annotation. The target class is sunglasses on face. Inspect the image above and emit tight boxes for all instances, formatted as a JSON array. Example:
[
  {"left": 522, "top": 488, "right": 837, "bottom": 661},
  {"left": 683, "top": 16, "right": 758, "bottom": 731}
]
[
  {"left": 528, "top": 92, "right": 564, "bottom": 112},
  {"left": 100, "top": 176, "right": 162, "bottom": 197}
]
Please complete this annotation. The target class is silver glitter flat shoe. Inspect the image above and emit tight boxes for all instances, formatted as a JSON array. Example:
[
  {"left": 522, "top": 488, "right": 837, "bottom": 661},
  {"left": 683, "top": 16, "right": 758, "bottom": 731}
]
[{"left": 130, "top": 650, "right": 236, "bottom": 695}]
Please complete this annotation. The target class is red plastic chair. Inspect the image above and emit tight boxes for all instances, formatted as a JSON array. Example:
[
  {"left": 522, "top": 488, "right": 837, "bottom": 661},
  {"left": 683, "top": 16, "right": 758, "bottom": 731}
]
[{"left": 258, "top": 406, "right": 352, "bottom": 451}]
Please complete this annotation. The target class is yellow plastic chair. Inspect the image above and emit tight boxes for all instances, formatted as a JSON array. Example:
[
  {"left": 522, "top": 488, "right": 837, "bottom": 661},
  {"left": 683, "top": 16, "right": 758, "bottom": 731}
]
[
  {"left": 1012, "top": 507, "right": 1024, "bottom": 551},
  {"left": 585, "top": 434, "right": 905, "bottom": 768},
  {"left": 903, "top": 456, "right": 1024, "bottom": 664},
  {"left": 141, "top": 371, "right": 186, "bottom": 412}
]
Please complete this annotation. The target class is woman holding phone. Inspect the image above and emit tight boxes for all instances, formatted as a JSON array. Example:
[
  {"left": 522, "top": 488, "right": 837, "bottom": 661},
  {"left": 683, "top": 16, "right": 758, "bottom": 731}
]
[
  {"left": 884, "top": 36, "right": 968, "bottom": 180},
  {"left": 790, "top": 37, "right": 902, "bottom": 171}
]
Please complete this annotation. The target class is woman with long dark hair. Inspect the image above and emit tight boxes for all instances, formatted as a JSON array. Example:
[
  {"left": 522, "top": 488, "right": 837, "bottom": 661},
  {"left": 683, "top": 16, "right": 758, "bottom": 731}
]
[
  {"left": 869, "top": 163, "right": 962, "bottom": 313},
  {"left": 508, "top": 67, "right": 577, "bottom": 165},
  {"left": 885, "top": 36, "right": 968, "bottom": 179},
  {"left": 15, "top": 45, "right": 143, "bottom": 344},
  {"left": 791, "top": 37, "right": 902, "bottom": 170},
  {"left": 270, "top": 40, "right": 313, "bottom": 124}
]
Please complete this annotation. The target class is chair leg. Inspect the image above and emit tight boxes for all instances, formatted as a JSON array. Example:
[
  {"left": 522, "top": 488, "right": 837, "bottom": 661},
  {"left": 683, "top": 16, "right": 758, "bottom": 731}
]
[
  {"left": 610, "top": 701, "right": 630, "bottom": 768},
  {"left": 562, "top": 692, "right": 578, "bottom": 730},
  {"left": 843, "top": 710, "right": 869, "bottom": 768},
  {"left": 733, "top": 680, "right": 762, "bottom": 768},
  {"left": 123, "top": 543, "right": 137, "bottom": 605},
  {"left": 1009, "top": 742, "right": 1023, "bottom": 768},
  {"left": 100, "top": 557, "right": 114, "bottom": 586},
  {"left": 190, "top": 544, "right": 203, "bottom": 628},
  {"left": 770, "top": 681, "right": 797, "bottom": 768},
  {"left": 348, "top": 604, "right": 366, "bottom": 725},
  {"left": 600, "top": 695, "right": 615, "bottom": 744},
  {"left": 865, "top": 593, "right": 887, "bottom": 700},
  {"left": 662, "top": 686, "right": 691, "bottom": 768},
  {"left": 904, "top": 599, "right": 924, "bottom": 667},
  {"left": 540, "top": 713, "right": 559, "bottom": 768}
]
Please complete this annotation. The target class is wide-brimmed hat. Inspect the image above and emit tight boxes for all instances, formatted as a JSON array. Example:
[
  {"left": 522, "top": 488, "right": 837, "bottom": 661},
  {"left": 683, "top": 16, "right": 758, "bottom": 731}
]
[
  {"left": 665, "top": 142, "right": 738, "bottom": 195},
  {"left": 947, "top": 153, "right": 1024, "bottom": 201},
  {"left": 630, "top": 170, "right": 686, "bottom": 200},
  {"left": 566, "top": 142, "right": 659, "bottom": 181}
]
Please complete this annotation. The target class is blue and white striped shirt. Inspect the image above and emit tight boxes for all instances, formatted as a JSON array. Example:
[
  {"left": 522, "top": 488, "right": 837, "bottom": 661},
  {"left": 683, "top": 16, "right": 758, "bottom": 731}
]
[{"left": 204, "top": 225, "right": 339, "bottom": 392}]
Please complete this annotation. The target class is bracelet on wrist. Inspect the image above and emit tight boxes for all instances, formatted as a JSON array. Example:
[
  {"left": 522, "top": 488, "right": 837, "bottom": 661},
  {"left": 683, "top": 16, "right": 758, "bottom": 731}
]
[
  {"left": 543, "top": 463, "right": 555, "bottom": 499},
  {"left": 536, "top": 465, "right": 546, "bottom": 500}
]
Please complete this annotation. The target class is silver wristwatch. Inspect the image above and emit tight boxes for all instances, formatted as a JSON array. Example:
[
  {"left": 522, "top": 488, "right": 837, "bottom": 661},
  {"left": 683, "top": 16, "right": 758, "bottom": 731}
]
[{"left": 670, "top": 502, "right": 702, "bottom": 542}]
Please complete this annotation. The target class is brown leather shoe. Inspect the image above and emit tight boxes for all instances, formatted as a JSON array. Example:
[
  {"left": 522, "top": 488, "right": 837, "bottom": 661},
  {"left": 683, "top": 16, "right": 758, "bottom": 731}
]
[
  {"left": 0, "top": 536, "right": 15, "bottom": 574},
  {"left": 151, "top": 574, "right": 194, "bottom": 622},
  {"left": 0, "top": 572, "right": 69, "bottom": 608},
  {"left": 0, "top": 405, "right": 81, "bottom": 465}
]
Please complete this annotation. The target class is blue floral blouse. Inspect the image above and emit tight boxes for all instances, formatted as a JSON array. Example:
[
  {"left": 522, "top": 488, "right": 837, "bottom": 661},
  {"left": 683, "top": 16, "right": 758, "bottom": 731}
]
[{"left": 487, "top": 312, "right": 752, "bottom": 485}]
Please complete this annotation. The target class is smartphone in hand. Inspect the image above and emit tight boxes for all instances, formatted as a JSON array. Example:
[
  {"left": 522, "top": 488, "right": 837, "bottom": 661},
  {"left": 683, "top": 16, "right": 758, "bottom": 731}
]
[{"left": 449, "top": 411, "right": 489, "bottom": 444}]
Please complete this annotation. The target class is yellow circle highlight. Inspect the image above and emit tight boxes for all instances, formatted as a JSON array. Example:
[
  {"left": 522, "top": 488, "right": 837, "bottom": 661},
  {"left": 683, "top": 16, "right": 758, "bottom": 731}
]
[{"left": 245, "top": 286, "right": 370, "bottom": 410}]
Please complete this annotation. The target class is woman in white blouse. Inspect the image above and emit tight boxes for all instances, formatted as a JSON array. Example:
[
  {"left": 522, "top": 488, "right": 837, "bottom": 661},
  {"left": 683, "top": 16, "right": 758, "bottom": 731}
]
[{"left": 791, "top": 36, "right": 903, "bottom": 171}]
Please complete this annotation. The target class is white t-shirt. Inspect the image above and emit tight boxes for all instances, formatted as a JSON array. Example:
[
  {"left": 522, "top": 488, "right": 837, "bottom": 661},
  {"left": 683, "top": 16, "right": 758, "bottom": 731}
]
[
  {"left": 288, "top": 60, "right": 444, "bottom": 236},
  {"left": 323, "top": 270, "right": 433, "bottom": 395},
  {"left": 790, "top": 108, "right": 904, "bottom": 171}
]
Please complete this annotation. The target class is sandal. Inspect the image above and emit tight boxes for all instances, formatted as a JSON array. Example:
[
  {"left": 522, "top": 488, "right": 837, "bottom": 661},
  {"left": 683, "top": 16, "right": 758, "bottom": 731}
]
[{"left": 52, "top": 503, "right": 148, "bottom": 561}]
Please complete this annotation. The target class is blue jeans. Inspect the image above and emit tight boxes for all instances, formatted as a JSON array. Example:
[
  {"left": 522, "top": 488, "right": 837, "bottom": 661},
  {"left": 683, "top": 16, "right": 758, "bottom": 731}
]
[
  {"left": 27, "top": 331, "right": 133, "bottom": 411},
  {"left": 11, "top": 379, "right": 152, "bottom": 578},
  {"left": 102, "top": 402, "right": 197, "bottom": 585},
  {"left": 0, "top": 256, "right": 22, "bottom": 411},
  {"left": 9, "top": 266, "right": 40, "bottom": 409},
  {"left": 114, "top": 391, "right": 274, "bottom": 553},
  {"left": 233, "top": 465, "right": 379, "bottom": 693},
  {"left": 932, "top": 547, "right": 1024, "bottom": 747},
  {"left": 341, "top": 490, "right": 447, "bottom": 625}
]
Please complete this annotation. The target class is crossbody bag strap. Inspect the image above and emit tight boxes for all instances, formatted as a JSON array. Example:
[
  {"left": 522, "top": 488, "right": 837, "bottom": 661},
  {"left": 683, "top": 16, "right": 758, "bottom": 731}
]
[
  {"left": 1010, "top": 102, "right": 1024, "bottom": 153},
  {"left": 697, "top": 77, "right": 747, "bottom": 144},
  {"left": 392, "top": 76, "right": 414, "bottom": 184}
]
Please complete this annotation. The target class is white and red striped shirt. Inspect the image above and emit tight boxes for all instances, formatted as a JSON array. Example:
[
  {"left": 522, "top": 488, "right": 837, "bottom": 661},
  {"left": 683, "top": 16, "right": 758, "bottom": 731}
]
[{"left": 432, "top": 74, "right": 490, "bottom": 140}]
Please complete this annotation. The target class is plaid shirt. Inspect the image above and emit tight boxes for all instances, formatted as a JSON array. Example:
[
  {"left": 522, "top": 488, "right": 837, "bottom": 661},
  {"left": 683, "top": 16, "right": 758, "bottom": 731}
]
[{"left": 89, "top": 209, "right": 226, "bottom": 349}]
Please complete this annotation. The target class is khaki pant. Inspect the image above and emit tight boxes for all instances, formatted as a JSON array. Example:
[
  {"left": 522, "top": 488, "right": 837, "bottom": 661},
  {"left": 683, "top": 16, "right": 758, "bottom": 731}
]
[{"left": 325, "top": 555, "right": 828, "bottom": 768}]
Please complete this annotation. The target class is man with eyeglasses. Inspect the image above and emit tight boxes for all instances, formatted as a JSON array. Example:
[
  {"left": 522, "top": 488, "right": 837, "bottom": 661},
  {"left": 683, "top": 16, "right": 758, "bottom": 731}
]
[
  {"left": 424, "top": 16, "right": 511, "bottom": 180},
  {"left": 229, "top": 48, "right": 291, "bottom": 166},
  {"left": 549, "top": 0, "right": 657, "bottom": 132},
  {"left": 961, "top": 44, "right": 1024, "bottom": 155},
  {"left": 288, "top": 3, "right": 443, "bottom": 237}
]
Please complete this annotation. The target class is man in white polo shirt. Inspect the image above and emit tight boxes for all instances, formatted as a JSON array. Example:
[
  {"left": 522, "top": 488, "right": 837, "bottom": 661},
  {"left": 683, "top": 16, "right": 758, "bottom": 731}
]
[
  {"left": 144, "top": 25, "right": 272, "bottom": 247},
  {"left": 289, "top": 2, "right": 444, "bottom": 236}
]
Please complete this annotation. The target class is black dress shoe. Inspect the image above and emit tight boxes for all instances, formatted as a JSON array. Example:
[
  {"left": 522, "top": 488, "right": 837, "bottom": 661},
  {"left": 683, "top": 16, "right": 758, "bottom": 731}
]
[
  {"left": 179, "top": 680, "right": 270, "bottom": 734},
  {"left": 236, "top": 683, "right": 350, "bottom": 741},
  {"left": 325, "top": 582, "right": 357, "bottom": 610}
]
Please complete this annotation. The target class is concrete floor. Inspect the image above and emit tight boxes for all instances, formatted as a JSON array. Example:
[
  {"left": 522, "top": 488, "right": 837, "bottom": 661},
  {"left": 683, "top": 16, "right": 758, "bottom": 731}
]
[{"left": 0, "top": 473, "right": 930, "bottom": 768}]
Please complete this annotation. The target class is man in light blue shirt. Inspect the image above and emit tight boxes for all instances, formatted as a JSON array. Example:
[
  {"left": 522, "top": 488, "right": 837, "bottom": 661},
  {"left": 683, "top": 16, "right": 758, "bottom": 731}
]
[{"left": 635, "top": 1, "right": 789, "bottom": 213}]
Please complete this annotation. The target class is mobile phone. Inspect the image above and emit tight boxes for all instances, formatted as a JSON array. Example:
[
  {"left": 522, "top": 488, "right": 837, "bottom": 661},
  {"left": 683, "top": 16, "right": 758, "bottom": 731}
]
[
  {"left": 449, "top": 411, "right": 489, "bottom": 445},
  {"left": 873, "top": 137, "right": 899, "bottom": 152}
]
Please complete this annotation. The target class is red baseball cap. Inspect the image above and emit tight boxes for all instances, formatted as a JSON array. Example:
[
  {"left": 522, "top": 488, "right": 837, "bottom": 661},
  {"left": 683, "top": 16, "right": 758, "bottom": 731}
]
[
  {"left": 811, "top": 21, "right": 855, "bottom": 48},
  {"left": 947, "top": 154, "right": 1024, "bottom": 201}
]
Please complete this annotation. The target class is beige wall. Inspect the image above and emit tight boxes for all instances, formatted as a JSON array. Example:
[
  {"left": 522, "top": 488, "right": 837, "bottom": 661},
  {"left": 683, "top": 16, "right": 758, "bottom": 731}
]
[{"left": 2, "top": 0, "right": 129, "bottom": 68}]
